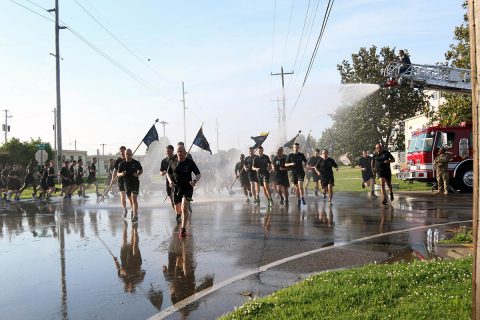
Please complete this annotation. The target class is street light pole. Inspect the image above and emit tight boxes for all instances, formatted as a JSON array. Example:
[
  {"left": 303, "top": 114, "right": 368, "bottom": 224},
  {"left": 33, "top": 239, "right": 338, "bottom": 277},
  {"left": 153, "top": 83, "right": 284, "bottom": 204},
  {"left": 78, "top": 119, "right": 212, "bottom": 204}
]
[
  {"left": 181, "top": 81, "right": 187, "bottom": 143},
  {"left": 159, "top": 121, "right": 168, "bottom": 136}
]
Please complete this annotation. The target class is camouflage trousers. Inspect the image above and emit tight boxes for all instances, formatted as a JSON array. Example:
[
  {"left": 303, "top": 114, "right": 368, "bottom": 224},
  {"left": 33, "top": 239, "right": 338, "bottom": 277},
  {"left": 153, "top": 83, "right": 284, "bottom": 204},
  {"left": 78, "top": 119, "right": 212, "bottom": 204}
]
[{"left": 436, "top": 169, "right": 449, "bottom": 193}]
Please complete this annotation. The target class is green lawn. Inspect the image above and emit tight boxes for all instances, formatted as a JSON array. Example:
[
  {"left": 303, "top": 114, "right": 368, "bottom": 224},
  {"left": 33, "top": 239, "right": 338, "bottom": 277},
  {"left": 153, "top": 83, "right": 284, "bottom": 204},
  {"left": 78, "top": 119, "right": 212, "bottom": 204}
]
[
  {"left": 221, "top": 257, "right": 472, "bottom": 320},
  {"left": 305, "top": 166, "right": 431, "bottom": 192}
]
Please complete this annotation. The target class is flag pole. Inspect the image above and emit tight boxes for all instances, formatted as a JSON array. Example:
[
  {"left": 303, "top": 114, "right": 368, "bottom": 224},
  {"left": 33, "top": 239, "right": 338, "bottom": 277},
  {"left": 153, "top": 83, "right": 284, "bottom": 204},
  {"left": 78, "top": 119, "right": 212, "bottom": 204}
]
[
  {"left": 301, "top": 130, "right": 311, "bottom": 153},
  {"left": 97, "top": 118, "right": 159, "bottom": 205}
]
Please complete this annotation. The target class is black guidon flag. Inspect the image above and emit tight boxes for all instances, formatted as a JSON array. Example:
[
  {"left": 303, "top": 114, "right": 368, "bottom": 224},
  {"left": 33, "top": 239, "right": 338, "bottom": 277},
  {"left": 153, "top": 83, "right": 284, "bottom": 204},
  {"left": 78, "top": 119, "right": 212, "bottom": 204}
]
[
  {"left": 193, "top": 127, "right": 212, "bottom": 154},
  {"left": 283, "top": 131, "right": 301, "bottom": 149},
  {"left": 142, "top": 125, "right": 159, "bottom": 148},
  {"left": 251, "top": 132, "right": 269, "bottom": 149}
]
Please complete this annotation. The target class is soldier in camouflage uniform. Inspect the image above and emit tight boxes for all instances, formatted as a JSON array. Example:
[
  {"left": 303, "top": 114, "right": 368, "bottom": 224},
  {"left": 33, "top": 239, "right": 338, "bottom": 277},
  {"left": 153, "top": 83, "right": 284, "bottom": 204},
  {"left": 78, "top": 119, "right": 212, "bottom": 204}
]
[{"left": 434, "top": 147, "right": 450, "bottom": 195}]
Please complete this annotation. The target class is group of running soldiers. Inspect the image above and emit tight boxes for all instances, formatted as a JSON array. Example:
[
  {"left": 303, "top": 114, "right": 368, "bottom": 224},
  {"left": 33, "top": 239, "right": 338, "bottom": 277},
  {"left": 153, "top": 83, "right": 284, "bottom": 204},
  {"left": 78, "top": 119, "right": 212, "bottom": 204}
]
[
  {"left": 234, "top": 142, "right": 396, "bottom": 207},
  {"left": 0, "top": 158, "right": 99, "bottom": 202},
  {"left": 235, "top": 143, "right": 339, "bottom": 207}
]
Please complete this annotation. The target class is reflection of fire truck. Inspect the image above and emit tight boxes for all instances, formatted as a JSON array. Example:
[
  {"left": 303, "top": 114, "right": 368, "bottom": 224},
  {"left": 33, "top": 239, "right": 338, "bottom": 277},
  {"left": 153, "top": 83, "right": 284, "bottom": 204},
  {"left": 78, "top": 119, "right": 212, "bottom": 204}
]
[
  {"left": 397, "top": 122, "right": 473, "bottom": 192},
  {"left": 384, "top": 61, "right": 473, "bottom": 192}
]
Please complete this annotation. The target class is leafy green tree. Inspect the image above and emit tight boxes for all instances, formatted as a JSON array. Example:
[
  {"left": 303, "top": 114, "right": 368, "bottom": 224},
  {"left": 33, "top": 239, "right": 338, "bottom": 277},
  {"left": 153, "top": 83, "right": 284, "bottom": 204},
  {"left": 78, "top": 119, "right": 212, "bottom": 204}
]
[
  {"left": 431, "top": 1, "right": 471, "bottom": 125},
  {"left": 0, "top": 138, "right": 52, "bottom": 165},
  {"left": 319, "top": 46, "right": 426, "bottom": 155}
]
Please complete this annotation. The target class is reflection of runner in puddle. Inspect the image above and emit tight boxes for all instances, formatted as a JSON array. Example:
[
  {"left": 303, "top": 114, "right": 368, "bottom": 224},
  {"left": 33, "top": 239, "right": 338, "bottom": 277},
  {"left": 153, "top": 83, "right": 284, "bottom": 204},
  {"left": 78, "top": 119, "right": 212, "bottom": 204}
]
[
  {"left": 319, "top": 202, "right": 334, "bottom": 228},
  {"left": 163, "top": 225, "right": 214, "bottom": 314},
  {"left": 114, "top": 221, "right": 145, "bottom": 293}
]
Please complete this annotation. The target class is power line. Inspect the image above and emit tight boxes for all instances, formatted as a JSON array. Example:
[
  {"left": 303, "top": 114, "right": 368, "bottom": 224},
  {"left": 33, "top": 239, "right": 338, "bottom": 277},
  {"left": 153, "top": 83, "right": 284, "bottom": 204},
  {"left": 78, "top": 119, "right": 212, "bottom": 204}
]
[
  {"left": 303, "top": 0, "right": 334, "bottom": 86},
  {"left": 71, "top": 0, "right": 179, "bottom": 90},
  {"left": 7, "top": 0, "right": 54, "bottom": 22},
  {"left": 281, "top": 0, "right": 296, "bottom": 65},
  {"left": 11, "top": 0, "right": 178, "bottom": 103}
]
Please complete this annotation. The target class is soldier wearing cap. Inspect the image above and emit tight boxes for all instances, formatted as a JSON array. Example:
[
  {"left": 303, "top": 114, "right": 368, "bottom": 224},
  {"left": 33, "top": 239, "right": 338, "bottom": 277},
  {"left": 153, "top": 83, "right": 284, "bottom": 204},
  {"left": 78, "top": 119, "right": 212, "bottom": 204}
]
[{"left": 433, "top": 147, "right": 450, "bottom": 195}]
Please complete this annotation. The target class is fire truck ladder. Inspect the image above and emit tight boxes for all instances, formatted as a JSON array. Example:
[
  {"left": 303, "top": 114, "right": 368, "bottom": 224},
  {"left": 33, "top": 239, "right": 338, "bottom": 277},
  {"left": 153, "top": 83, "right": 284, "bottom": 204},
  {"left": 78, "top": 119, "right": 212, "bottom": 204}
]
[{"left": 384, "top": 62, "right": 471, "bottom": 94}]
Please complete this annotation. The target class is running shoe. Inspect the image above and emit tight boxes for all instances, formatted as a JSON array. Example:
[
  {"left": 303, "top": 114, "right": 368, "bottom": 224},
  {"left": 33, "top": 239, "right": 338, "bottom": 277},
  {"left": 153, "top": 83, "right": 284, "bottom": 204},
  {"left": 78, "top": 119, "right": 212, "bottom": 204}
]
[
  {"left": 285, "top": 198, "right": 289, "bottom": 206},
  {"left": 390, "top": 192, "right": 394, "bottom": 201},
  {"left": 323, "top": 193, "right": 327, "bottom": 200},
  {"left": 131, "top": 215, "right": 138, "bottom": 223},
  {"left": 180, "top": 227, "right": 187, "bottom": 238},
  {"left": 248, "top": 191, "right": 252, "bottom": 197},
  {"left": 301, "top": 197, "right": 306, "bottom": 205},
  {"left": 280, "top": 197, "right": 284, "bottom": 205},
  {"left": 361, "top": 182, "right": 365, "bottom": 189},
  {"left": 122, "top": 209, "right": 128, "bottom": 219},
  {"left": 297, "top": 199, "right": 301, "bottom": 207},
  {"left": 268, "top": 199, "right": 273, "bottom": 206},
  {"left": 382, "top": 198, "right": 388, "bottom": 205}
]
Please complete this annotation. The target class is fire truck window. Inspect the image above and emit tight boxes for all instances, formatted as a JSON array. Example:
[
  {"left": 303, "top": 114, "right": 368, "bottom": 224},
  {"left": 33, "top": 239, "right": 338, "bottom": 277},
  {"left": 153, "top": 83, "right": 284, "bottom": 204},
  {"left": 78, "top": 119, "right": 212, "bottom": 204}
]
[
  {"left": 422, "top": 132, "right": 434, "bottom": 151},
  {"left": 436, "top": 132, "right": 455, "bottom": 149},
  {"left": 408, "top": 136, "right": 418, "bottom": 153}
]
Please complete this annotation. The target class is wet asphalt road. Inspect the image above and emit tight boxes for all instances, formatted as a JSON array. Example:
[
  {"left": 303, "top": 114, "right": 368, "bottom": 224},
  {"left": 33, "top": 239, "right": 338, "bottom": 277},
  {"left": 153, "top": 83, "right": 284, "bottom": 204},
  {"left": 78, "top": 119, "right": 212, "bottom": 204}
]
[{"left": 0, "top": 190, "right": 472, "bottom": 320}]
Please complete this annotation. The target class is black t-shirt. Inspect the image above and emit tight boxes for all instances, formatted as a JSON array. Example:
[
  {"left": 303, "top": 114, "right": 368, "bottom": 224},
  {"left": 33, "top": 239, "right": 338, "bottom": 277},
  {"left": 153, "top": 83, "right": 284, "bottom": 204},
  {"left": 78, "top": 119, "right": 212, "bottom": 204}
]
[
  {"left": 272, "top": 156, "right": 287, "bottom": 174},
  {"left": 47, "top": 167, "right": 55, "bottom": 183},
  {"left": 235, "top": 161, "right": 247, "bottom": 176},
  {"left": 69, "top": 166, "right": 75, "bottom": 180},
  {"left": 169, "top": 158, "right": 200, "bottom": 185},
  {"left": 316, "top": 157, "right": 338, "bottom": 177},
  {"left": 60, "top": 167, "right": 69, "bottom": 180},
  {"left": 77, "top": 166, "right": 84, "bottom": 179},
  {"left": 160, "top": 156, "right": 176, "bottom": 173},
  {"left": 118, "top": 159, "right": 143, "bottom": 183},
  {"left": 307, "top": 155, "right": 321, "bottom": 167},
  {"left": 286, "top": 152, "right": 307, "bottom": 173},
  {"left": 358, "top": 156, "right": 373, "bottom": 173},
  {"left": 88, "top": 163, "right": 96, "bottom": 177},
  {"left": 373, "top": 150, "right": 395, "bottom": 172},
  {"left": 244, "top": 156, "right": 255, "bottom": 172},
  {"left": 253, "top": 154, "right": 271, "bottom": 174},
  {"left": 114, "top": 157, "right": 123, "bottom": 171}
]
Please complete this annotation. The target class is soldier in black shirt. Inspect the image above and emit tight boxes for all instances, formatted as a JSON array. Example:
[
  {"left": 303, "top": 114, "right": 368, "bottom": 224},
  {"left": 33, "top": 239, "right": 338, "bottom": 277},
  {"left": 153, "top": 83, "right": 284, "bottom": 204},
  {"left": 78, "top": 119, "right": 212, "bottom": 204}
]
[
  {"left": 306, "top": 149, "right": 322, "bottom": 197},
  {"left": 118, "top": 148, "right": 143, "bottom": 223},
  {"left": 244, "top": 147, "right": 259, "bottom": 203},
  {"left": 372, "top": 144, "right": 395, "bottom": 205},
  {"left": 76, "top": 159, "right": 87, "bottom": 198},
  {"left": 6, "top": 164, "right": 22, "bottom": 201},
  {"left": 272, "top": 147, "right": 290, "bottom": 206},
  {"left": 160, "top": 145, "right": 176, "bottom": 209},
  {"left": 60, "top": 160, "right": 73, "bottom": 199},
  {"left": 87, "top": 157, "right": 99, "bottom": 196},
  {"left": 112, "top": 146, "right": 128, "bottom": 217},
  {"left": 315, "top": 149, "right": 338, "bottom": 204},
  {"left": 358, "top": 150, "right": 375, "bottom": 197},
  {"left": 167, "top": 145, "right": 201, "bottom": 238},
  {"left": 19, "top": 160, "right": 38, "bottom": 198},
  {"left": 47, "top": 160, "right": 56, "bottom": 195},
  {"left": 285, "top": 143, "right": 308, "bottom": 207},
  {"left": 68, "top": 160, "right": 79, "bottom": 198},
  {"left": 252, "top": 146, "right": 273, "bottom": 206},
  {"left": 234, "top": 154, "right": 251, "bottom": 202}
]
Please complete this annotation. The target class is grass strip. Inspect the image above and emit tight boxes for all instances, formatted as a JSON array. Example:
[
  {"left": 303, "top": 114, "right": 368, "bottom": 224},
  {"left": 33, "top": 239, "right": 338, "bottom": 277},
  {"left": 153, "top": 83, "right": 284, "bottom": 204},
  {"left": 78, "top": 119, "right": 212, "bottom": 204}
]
[{"left": 221, "top": 257, "right": 472, "bottom": 320}]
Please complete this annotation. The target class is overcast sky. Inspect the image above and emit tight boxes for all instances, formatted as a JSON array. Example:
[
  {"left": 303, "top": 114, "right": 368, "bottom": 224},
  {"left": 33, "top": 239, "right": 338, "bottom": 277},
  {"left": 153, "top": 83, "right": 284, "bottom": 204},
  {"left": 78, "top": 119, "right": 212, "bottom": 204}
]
[{"left": 0, "top": 0, "right": 464, "bottom": 155}]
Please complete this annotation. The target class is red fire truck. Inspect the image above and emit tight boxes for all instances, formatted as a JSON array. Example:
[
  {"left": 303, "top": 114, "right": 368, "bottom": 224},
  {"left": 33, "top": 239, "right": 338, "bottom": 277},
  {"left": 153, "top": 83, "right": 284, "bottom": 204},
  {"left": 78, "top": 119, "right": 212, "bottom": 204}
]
[
  {"left": 384, "top": 61, "right": 473, "bottom": 192},
  {"left": 397, "top": 122, "right": 473, "bottom": 192}
]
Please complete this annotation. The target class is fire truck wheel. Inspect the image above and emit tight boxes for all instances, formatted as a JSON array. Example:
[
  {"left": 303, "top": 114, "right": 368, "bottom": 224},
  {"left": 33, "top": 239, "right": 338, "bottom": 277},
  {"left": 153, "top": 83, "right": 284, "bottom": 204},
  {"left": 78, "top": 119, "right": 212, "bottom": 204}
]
[{"left": 455, "top": 164, "right": 473, "bottom": 193}]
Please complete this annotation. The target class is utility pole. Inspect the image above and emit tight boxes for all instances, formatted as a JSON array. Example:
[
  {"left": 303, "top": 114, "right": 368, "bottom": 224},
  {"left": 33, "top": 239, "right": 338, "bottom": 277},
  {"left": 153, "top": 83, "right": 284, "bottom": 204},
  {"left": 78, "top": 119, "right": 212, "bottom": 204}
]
[
  {"left": 181, "top": 81, "right": 187, "bottom": 143},
  {"left": 468, "top": 0, "right": 480, "bottom": 317},
  {"left": 216, "top": 118, "right": 219, "bottom": 153},
  {"left": 53, "top": 108, "right": 57, "bottom": 150},
  {"left": 2, "top": 109, "right": 12, "bottom": 144},
  {"left": 48, "top": 0, "right": 66, "bottom": 170},
  {"left": 271, "top": 66, "right": 294, "bottom": 143},
  {"left": 100, "top": 144, "right": 107, "bottom": 155},
  {"left": 159, "top": 120, "right": 168, "bottom": 136},
  {"left": 271, "top": 97, "right": 282, "bottom": 144}
]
